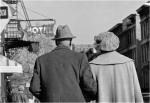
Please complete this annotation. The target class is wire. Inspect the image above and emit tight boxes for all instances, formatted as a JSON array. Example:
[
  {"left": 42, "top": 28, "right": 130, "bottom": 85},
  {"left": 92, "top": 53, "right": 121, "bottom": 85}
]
[
  {"left": 20, "top": 0, "right": 31, "bottom": 27},
  {"left": 25, "top": 7, "right": 56, "bottom": 24},
  {"left": 18, "top": 11, "right": 26, "bottom": 19},
  {"left": 18, "top": 4, "right": 49, "bottom": 20},
  {"left": 26, "top": 7, "right": 49, "bottom": 18},
  {"left": 15, "top": 1, "right": 47, "bottom": 18},
  {"left": 16, "top": 2, "right": 28, "bottom": 26},
  {"left": 17, "top": 1, "right": 56, "bottom": 24}
]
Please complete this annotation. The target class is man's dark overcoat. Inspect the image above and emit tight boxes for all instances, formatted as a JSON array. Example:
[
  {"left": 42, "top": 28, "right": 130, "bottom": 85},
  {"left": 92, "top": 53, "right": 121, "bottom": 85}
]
[{"left": 29, "top": 46, "right": 97, "bottom": 102}]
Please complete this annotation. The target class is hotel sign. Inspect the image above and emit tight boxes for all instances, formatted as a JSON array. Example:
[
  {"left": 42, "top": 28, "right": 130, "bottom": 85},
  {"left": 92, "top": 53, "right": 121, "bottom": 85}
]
[
  {"left": 0, "top": 6, "right": 8, "bottom": 19},
  {"left": 27, "top": 25, "right": 53, "bottom": 34}
]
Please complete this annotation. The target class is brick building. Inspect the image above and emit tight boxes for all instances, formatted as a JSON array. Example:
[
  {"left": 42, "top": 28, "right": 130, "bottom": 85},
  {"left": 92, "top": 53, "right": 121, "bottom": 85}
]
[
  {"left": 137, "top": 4, "right": 150, "bottom": 92},
  {"left": 108, "top": 4, "right": 150, "bottom": 100},
  {"left": 108, "top": 14, "right": 143, "bottom": 91}
]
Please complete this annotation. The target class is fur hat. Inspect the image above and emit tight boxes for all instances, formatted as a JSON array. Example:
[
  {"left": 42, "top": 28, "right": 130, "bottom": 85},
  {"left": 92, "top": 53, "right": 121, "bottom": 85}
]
[{"left": 94, "top": 32, "right": 120, "bottom": 51}]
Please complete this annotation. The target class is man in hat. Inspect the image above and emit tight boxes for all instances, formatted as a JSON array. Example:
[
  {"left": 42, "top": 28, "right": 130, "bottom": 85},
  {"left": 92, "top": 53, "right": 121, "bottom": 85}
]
[{"left": 29, "top": 25, "right": 97, "bottom": 102}]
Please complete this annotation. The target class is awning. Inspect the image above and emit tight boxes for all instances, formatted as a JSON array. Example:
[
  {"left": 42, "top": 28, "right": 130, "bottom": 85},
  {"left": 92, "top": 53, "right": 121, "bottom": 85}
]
[
  {"left": 0, "top": 55, "right": 23, "bottom": 73},
  {"left": 4, "top": 38, "right": 39, "bottom": 50}
]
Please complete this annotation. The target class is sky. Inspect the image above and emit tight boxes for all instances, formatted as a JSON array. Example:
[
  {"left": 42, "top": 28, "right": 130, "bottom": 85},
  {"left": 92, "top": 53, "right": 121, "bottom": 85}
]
[{"left": 21, "top": 0, "right": 148, "bottom": 44}]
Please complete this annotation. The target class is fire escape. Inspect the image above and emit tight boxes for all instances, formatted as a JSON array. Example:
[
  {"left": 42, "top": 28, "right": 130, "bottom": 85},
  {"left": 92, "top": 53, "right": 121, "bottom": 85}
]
[{"left": 2, "top": 0, "right": 37, "bottom": 55}]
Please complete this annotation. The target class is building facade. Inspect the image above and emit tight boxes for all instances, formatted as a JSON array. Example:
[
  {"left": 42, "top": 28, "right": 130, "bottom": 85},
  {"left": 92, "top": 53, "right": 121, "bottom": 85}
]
[
  {"left": 137, "top": 4, "right": 150, "bottom": 92},
  {"left": 108, "top": 4, "right": 150, "bottom": 97},
  {"left": 108, "top": 14, "right": 142, "bottom": 90}
]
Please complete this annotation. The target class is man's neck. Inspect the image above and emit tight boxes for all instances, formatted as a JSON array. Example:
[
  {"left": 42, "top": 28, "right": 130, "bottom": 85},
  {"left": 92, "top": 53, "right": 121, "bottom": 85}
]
[{"left": 57, "top": 44, "right": 71, "bottom": 49}]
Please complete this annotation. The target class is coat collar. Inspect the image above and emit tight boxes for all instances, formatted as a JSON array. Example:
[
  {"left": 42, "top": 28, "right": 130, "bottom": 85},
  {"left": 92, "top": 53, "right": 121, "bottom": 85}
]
[
  {"left": 54, "top": 45, "right": 71, "bottom": 51},
  {"left": 90, "top": 51, "right": 133, "bottom": 65}
]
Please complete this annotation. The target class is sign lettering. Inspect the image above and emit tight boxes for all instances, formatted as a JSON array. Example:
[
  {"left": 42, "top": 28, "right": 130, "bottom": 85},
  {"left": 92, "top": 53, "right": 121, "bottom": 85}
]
[
  {"left": 27, "top": 25, "right": 53, "bottom": 34},
  {"left": 0, "top": 6, "right": 8, "bottom": 19}
]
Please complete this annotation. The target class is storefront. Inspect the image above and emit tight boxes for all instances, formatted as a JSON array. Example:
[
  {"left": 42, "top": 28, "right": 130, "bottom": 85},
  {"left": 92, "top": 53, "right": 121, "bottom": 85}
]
[{"left": 0, "top": 55, "right": 23, "bottom": 102}]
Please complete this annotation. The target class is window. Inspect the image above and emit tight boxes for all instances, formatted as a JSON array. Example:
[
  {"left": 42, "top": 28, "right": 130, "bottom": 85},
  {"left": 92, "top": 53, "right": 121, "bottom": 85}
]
[
  {"left": 141, "top": 46, "right": 144, "bottom": 64},
  {"left": 131, "top": 28, "right": 136, "bottom": 45},
  {"left": 128, "top": 30, "right": 132, "bottom": 46},
  {"left": 148, "top": 20, "right": 150, "bottom": 39},
  {"left": 141, "top": 23, "right": 144, "bottom": 40},
  {"left": 146, "top": 20, "right": 149, "bottom": 38},
  {"left": 141, "top": 43, "right": 149, "bottom": 64},
  {"left": 133, "top": 49, "right": 136, "bottom": 63}
]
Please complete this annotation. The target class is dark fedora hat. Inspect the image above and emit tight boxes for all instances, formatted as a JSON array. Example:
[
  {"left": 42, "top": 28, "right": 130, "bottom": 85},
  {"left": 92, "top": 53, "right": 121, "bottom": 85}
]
[{"left": 52, "top": 25, "right": 76, "bottom": 40}]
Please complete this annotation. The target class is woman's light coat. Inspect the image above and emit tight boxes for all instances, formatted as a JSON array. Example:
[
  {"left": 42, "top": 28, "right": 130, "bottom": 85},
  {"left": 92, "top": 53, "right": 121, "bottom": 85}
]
[{"left": 90, "top": 51, "right": 143, "bottom": 103}]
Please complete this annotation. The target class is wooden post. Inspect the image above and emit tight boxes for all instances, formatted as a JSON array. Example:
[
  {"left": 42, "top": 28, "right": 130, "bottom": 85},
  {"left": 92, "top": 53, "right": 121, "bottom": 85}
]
[
  {"left": 0, "top": 35, "right": 3, "bottom": 103},
  {"left": 0, "top": 31, "right": 3, "bottom": 103},
  {"left": 0, "top": 74, "right": 1, "bottom": 102},
  {"left": 0, "top": 30, "right": 5, "bottom": 103}
]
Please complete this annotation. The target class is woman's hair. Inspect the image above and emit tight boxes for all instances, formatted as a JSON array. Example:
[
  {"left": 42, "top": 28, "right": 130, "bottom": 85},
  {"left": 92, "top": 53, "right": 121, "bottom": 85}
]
[{"left": 94, "top": 32, "right": 120, "bottom": 51}]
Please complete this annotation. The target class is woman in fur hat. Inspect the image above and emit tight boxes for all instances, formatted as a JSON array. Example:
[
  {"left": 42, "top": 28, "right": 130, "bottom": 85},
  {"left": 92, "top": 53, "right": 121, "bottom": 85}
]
[{"left": 90, "top": 32, "right": 143, "bottom": 103}]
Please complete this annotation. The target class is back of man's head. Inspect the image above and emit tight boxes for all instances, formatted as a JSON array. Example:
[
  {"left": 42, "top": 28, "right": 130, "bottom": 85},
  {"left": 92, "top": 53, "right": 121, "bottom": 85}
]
[{"left": 56, "top": 38, "right": 72, "bottom": 48}]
